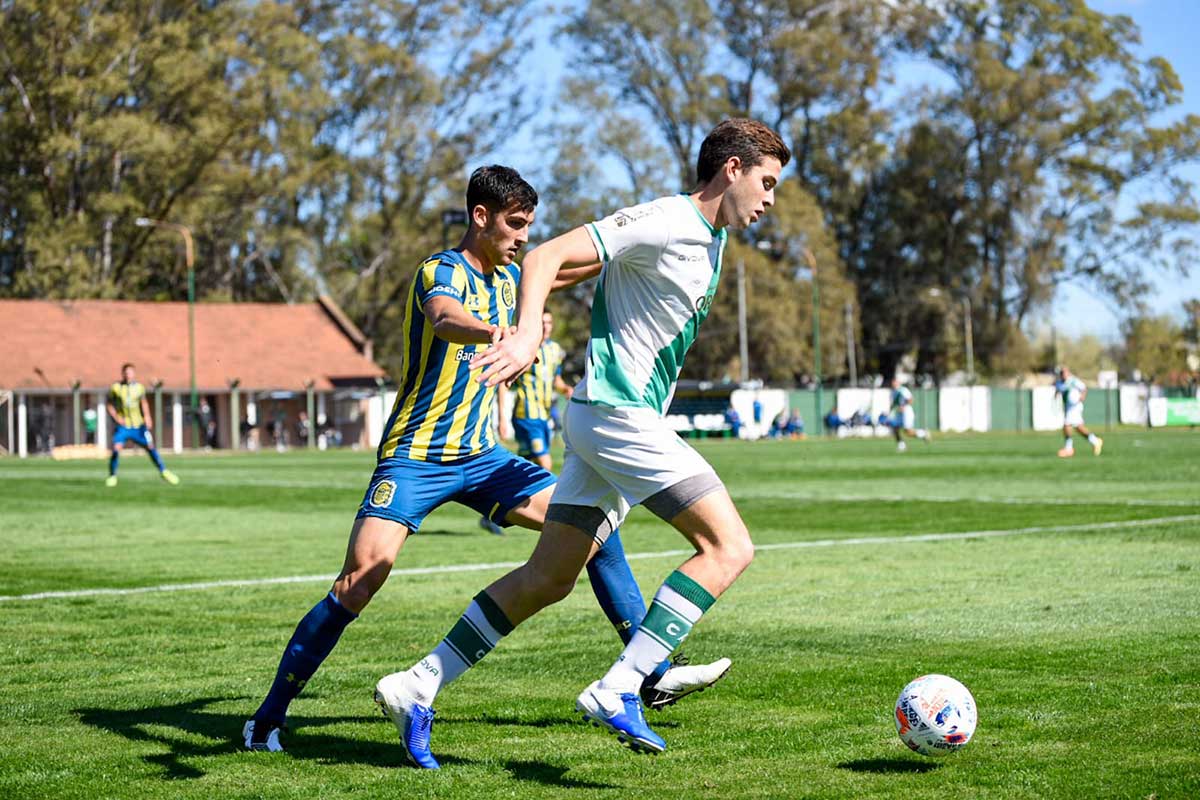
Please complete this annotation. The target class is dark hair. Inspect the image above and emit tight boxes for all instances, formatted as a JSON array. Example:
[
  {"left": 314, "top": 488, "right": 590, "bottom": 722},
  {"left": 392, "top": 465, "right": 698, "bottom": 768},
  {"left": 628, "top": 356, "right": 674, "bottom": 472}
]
[
  {"left": 121, "top": 362, "right": 135, "bottom": 371},
  {"left": 466, "top": 165, "right": 538, "bottom": 220},
  {"left": 696, "top": 118, "right": 791, "bottom": 184}
]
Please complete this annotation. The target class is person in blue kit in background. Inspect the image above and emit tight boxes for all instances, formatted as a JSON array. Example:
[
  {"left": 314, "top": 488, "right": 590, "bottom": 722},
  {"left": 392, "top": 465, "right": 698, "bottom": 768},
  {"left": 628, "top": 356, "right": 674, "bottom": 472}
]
[{"left": 105, "top": 363, "right": 179, "bottom": 487}]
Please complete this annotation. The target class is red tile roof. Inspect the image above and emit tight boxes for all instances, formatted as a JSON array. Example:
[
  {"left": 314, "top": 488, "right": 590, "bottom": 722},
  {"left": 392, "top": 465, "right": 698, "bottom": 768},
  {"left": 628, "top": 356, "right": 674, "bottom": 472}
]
[{"left": 0, "top": 297, "right": 386, "bottom": 391}]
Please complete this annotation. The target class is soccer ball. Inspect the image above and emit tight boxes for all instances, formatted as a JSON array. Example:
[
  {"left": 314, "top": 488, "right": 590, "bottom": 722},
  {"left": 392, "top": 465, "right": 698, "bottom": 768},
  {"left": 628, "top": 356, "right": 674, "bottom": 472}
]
[{"left": 894, "top": 674, "right": 977, "bottom": 756}]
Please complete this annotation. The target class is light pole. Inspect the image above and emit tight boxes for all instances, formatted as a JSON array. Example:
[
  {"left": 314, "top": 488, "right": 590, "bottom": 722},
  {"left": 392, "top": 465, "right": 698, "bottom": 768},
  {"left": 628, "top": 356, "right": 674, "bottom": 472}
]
[
  {"left": 441, "top": 208, "right": 468, "bottom": 250},
  {"left": 135, "top": 217, "right": 199, "bottom": 447},
  {"left": 737, "top": 258, "right": 749, "bottom": 382},
  {"left": 803, "top": 248, "right": 821, "bottom": 432}
]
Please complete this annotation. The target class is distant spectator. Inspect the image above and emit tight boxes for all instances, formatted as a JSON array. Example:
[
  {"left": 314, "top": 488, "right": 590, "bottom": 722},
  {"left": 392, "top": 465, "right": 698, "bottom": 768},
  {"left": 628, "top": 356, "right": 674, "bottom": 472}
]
[
  {"left": 295, "top": 410, "right": 312, "bottom": 447},
  {"left": 785, "top": 410, "right": 806, "bottom": 439},
  {"left": 270, "top": 410, "right": 287, "bottom": 452},
  {"left": 724, "top": 404, "right": 742, "bottom": 438},
  {"left": 824, "top": 408, "right": 845, "bottom": 433},
  {"left": 768, "top": 412, "right": 789, "bottom": 439}
]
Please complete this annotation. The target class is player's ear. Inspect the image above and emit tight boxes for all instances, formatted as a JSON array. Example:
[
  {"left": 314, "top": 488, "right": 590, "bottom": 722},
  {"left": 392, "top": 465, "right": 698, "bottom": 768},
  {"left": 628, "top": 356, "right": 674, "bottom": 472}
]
[{"left": 471, "top": 203, "right": 491, "bottom": 231}]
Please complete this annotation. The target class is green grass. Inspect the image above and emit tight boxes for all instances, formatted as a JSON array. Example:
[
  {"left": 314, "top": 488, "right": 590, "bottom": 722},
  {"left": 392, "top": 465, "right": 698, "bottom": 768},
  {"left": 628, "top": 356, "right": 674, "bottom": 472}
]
[{"left": 0, "top": 429, "right": 1197, "bottom": 799}]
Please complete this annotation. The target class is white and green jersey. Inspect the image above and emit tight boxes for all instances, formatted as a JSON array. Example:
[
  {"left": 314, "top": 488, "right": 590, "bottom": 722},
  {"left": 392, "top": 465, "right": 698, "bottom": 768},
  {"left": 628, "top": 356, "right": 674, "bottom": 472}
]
[
  {"left": 578, "top": 194, "right": 728, "bottom": 415},
  {"left": 1056, "top": 376, "right": 1086, "bottom": 411},
  {"left": 891, "top": 386, "right": 913, "bottom": 412}
]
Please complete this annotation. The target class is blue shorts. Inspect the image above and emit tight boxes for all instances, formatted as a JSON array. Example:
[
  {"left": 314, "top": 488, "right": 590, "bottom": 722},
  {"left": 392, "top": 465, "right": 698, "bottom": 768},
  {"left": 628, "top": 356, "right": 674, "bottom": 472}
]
[
  {"left": 356, "top": 446, "right": 556, "bottom": 532},
  {"left": 112, "top": 425, "right": 153, "bottom": 449},
  {"left": 513, "top": 417, "right": 552, "bottom": 458}
]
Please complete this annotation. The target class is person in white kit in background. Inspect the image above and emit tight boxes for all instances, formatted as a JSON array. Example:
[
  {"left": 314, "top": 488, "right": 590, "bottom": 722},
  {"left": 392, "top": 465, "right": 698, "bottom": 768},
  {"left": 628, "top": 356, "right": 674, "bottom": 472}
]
[
  {"left": 889, "top": 377, "right": 930, "bottom": 452},
  {"left": 1055, "top": 365, "right": 1103, "bottom": 457},
  {"left": 372, "top": 118, "right": 791, "bottom": 764}
]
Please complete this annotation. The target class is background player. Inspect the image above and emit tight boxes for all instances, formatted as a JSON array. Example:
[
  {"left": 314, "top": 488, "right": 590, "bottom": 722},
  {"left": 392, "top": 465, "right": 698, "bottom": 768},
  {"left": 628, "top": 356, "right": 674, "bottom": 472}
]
[
  {"left": 888, "top": 377, "right": 930, "bottom": 452},
  {"left": 105, "top": 363, "right": 179, "bottom": 486},
  {"left": 243, "top": 166, "right": 728, "bottom": 756},
  {"left": 1055, "top": 365, "right": 1102, "bottom": 457}
]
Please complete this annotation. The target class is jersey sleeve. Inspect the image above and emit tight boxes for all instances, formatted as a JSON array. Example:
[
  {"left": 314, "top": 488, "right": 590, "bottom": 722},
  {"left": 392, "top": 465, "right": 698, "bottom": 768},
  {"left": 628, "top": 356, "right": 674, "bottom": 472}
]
[
  {"left": 108, "top": 383, "right": 120, "bottom": 406},
  {"left": 585, "top": 201, "right": 670, "bottom": 270},
  {"left": 414, "top": 258, "right": 467, "bottom": 306}
]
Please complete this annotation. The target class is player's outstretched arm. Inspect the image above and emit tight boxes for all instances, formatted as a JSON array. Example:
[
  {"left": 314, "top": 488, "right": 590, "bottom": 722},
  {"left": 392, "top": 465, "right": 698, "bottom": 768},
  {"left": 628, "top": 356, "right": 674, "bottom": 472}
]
[
  {"left": 551, "top": 262, "right": 602, "bottom": 291},
  {"left": 472, "top": 226, "right": 599, "bottom": 386},
  {"left": 425, "top": 295, "right": 501, "bottom": 345}
]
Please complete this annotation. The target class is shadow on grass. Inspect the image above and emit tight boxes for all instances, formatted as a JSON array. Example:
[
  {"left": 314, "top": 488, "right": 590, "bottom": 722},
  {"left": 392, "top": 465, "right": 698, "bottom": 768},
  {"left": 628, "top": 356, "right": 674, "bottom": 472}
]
[
  {"left": 837, "top": 757, "right": 941, "bottom": 774},
  {"left": 442, "top": 712, "right": 680, "bottom": 731},
  {"left": 74, "top": 695, "right": 472, "bottom": 779},
  {"left": 504, "top": 760, "right": 616, "bottom": 790}
]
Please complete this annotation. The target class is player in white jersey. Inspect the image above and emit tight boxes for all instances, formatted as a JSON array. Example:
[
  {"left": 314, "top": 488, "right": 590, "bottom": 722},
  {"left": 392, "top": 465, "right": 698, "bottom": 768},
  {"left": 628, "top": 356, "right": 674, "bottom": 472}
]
[
  {"left": 888, "top": 377, "right": 930, "bottom": 452},
  {"left": 1054, "top": 365, "right": 1102, "bottom": 457},
  {"left": 372, "top": 119, "right": 790, "bottom": 763}
]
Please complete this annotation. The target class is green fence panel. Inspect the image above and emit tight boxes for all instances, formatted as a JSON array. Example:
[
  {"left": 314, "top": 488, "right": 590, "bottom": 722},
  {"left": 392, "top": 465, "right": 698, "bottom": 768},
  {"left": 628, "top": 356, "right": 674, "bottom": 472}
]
[
  {"left": 1083, "top": 388, "right": 1118, "bottom": 429},
  {"left": 787, "top": 390, "right": 821, "bottom": 434},
  {"left": 989, "top": 388, "right": 1033, "bottom": 432},
  {"left": 912, "top": 387, "right": 939, "bottom": 432}
]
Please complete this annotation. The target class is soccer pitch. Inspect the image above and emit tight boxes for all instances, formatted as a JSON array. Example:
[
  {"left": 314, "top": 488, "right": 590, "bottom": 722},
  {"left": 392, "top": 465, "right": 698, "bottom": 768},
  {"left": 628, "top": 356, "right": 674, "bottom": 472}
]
[{"left": 0, "top": 430, "right": 1197, "bottom": 799}]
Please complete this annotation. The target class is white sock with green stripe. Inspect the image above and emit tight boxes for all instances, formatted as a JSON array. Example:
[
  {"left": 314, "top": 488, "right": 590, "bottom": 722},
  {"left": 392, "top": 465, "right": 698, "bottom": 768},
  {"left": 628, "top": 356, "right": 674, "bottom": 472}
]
[
  {"left": 598, "top": 570, "right": 716, "bottom": 694},
  {"left": 403, "top": 590, "right": 514, "bottom": 705}
]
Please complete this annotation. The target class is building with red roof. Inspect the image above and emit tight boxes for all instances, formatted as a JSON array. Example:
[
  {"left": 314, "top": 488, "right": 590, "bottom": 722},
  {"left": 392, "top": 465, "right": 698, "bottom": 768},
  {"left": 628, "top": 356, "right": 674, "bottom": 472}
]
[{"left": 0, "top": 297, "right": 389, "bottom": 457}]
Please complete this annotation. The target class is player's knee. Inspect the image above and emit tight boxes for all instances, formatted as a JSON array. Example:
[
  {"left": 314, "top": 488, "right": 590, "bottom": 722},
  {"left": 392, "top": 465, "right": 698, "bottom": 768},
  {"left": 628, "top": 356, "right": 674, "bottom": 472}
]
[
  {"left": 523, "top": 564, "right": 575, "bottom": 606},
  {"left": 716, "top": 526, "right": 755, "bottom": 575},
  {"left": 332, "top": 564, "right": 390, "bottom": 613}
]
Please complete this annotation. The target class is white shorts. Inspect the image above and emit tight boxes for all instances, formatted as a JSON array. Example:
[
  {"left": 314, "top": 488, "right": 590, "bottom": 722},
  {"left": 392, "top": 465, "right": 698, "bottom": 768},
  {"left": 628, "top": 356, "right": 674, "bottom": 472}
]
[
  {"left": 892, "top": 407, "right": 915, "bottom": 431},
  {"left": 547, "top": 401, "right": 723, "bottom": 543},
  {"left": 1064, "top": 405, "right": 1084, "bottom": 427}
]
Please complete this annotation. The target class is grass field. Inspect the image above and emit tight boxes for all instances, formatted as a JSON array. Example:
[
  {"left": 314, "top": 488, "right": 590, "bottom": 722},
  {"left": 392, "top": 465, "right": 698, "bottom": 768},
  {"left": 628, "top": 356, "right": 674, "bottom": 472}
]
[{"left": 1, "top": 429, "right": 1197, "bottom": 799}]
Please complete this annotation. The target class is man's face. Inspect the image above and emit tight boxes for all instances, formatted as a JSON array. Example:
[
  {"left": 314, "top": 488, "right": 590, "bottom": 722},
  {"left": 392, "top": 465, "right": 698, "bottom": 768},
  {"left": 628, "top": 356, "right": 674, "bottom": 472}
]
[
  {"left": 542, "top": 312, "right": 554, "bottom": 341},
  {"left": 478, "top": 201, "right": 535, "bottom": 266},
  {"left": 720, "top": 157, "right": 782, "bottom": 230},
  {"left": 122, "top": 366, "right": 135, "bottom": 383}
]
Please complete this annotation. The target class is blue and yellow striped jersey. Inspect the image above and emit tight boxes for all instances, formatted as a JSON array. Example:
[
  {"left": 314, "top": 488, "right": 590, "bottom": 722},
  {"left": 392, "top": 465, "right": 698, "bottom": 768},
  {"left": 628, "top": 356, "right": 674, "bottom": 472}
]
[
  {"left": 109, "top": 381, "right": 147, "bottom": 427},
  {"left": 378, "top": 250, "right": 520, "bottom": 462},
  {"left": 512, "top": 339, "right": 565, "bottom": 421}
]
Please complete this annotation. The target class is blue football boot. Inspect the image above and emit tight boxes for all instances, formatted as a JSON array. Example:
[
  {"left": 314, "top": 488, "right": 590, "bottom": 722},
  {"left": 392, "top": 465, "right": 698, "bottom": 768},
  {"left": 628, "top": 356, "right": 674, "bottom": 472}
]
[
  {"left": 576, "top": 680, "right": 666, "bottom": 754},
  {"left": 374, "top": 672, "right": 440, "bottom": 769}
]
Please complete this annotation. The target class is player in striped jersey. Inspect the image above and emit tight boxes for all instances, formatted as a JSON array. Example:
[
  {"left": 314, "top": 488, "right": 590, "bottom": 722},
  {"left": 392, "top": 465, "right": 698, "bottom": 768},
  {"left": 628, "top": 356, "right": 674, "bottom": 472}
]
[
  {"left": 376, "top": 119, "right": 789, "bottom": 762},
  {"left": 105, "top": 363, "right": 179, "bottom": 486},
  {"left": 245, "top": 166, "right": 728, "bottom": 757}
]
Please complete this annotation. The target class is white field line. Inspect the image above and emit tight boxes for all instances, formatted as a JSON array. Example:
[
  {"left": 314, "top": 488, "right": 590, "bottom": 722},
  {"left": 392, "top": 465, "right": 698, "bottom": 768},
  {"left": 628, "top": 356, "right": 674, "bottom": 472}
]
[
  {"left": 2, "top": 513, "right": 1197, "bottom": 604},
  {"left": 1, "top": 469, "right": 1196, "bottom": 507}
]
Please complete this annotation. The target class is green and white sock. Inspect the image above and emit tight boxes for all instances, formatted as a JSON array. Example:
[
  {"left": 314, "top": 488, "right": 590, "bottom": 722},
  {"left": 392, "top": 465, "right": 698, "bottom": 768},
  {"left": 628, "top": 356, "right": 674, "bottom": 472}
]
[
  {"left": 404, "top": 590, "right": 514, "bottom": 704},
  {"left": 599, "top": 570, "right": 715, "bottom": 693},
  {"left": 1086, "top": 433, "right": 1099, "bottom": 445},
  {"left": 1063, "top": 437, "right": 1073, "bottom": 450}
]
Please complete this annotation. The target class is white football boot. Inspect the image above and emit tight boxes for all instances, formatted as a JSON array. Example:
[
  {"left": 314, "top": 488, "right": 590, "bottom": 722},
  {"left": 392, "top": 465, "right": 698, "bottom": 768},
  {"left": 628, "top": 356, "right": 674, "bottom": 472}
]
[{"left": 640, "top": 656, "right": 733, "bottom": 710}]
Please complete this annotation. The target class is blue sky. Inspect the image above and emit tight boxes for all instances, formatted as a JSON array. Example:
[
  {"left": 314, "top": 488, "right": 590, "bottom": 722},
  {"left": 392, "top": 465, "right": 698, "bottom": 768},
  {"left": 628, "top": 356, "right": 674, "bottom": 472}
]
[
  {"left": 496, "top": 0, "right": 1199, "bottom": 341},
  {"left": 1049, "top": 0, "right": 1200, "bottom": 339}
]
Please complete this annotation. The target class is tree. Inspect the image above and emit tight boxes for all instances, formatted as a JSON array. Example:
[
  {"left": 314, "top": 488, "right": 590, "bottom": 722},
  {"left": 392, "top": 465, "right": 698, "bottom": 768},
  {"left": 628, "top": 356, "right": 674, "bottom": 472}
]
[{"left": 1120, "top": 314, "right": 1186, "bottom": 383}]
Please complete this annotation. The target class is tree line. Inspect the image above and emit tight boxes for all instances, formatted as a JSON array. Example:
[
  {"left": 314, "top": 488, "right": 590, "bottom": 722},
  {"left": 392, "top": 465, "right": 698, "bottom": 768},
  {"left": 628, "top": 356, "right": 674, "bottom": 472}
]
[{"left": 2, "top": 0, "right": 1198, "bottom": 384}]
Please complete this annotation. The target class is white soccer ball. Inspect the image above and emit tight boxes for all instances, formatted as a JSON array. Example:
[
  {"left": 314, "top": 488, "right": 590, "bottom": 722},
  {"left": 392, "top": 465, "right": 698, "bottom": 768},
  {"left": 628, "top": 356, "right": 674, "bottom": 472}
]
[{"left": 894, "top": 673, "right": 977, "bottom": 756}]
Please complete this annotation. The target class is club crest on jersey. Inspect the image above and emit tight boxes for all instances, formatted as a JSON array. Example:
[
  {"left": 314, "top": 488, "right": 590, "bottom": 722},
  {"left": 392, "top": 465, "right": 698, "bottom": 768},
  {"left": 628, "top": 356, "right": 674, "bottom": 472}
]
[
  {"left": 369, "top": 480, "right": 396, "bottom": 508},
  {"left": 500, "top": 280, "right": 515, "bottom": 308}
]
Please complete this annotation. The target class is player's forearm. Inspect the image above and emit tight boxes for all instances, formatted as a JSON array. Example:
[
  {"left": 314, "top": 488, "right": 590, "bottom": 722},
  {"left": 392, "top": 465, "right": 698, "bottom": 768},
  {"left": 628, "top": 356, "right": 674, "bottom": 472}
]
[{"left": 429, "top": 309, "right": 498, "bottom": 345}]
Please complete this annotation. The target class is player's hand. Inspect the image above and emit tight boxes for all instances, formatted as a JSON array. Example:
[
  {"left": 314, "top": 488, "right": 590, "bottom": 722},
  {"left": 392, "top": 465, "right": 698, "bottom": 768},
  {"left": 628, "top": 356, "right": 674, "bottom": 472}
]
[{"left": 471, "top": 327, "right": 540, "bottom": 387}]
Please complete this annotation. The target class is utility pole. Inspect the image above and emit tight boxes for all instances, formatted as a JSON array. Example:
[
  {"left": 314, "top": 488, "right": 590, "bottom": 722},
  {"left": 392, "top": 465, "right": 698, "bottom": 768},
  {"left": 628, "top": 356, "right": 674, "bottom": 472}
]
[
  {"left": 737, "top": 258, "right": 749, "bottom": 382},
  {"left": 844, "top": 301, "right": 857, "bottom": 386}
]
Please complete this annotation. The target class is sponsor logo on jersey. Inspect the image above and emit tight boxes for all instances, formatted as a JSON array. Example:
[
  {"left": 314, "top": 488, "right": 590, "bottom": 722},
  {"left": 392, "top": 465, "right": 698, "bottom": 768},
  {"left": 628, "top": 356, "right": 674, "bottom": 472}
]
[
  {"left": 369, "top": 479, "right": 396, "bottom": 508},
  {"left": 695, "top": 292, "right": 715, "bottom": 313}
]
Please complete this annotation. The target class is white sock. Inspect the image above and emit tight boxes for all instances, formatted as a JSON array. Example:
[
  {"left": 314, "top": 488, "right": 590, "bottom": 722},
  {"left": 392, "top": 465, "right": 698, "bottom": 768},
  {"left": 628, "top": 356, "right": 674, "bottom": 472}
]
[
  {"left": 1063, "top": 438, "right": 1073, "bottom": 450},
  {"left": 599, "top": 571, "right": 714, "bottom": 694},
  {"left": 404, "top": 592, "right": 512, "bottom": 704},
  {"left": 1087, "top": 433, "right": 1099, "bottom": 444}
]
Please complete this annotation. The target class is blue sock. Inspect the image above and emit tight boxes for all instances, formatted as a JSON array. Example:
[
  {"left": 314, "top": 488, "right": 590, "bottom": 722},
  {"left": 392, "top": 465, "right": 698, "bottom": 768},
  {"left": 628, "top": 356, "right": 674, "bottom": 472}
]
[
  {"left": 109, "top": 450, "right": 119, "bottom": 476},
  {"left": 254, "top": 593, "right": 357, "bottom": 724},
  {"left": 147, "top": 448, "right": 166, "bottom": 472},
  {"left": 585, "top": 529, "right": 671, "bottom": 688}
]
